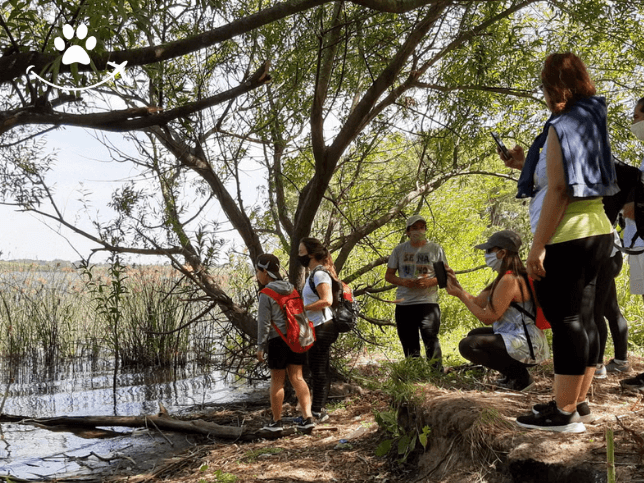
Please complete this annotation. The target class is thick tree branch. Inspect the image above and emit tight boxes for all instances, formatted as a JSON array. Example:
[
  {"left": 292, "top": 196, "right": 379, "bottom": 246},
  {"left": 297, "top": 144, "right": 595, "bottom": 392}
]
[
  {"left": 0, "top": 0, "right": 443, "bottom": 87},
  {"left": 0, "top": 62, "right": 271, "bottom": 135},
  {"left": 147, "top": 126, "right": 264, "bottom": 264}
]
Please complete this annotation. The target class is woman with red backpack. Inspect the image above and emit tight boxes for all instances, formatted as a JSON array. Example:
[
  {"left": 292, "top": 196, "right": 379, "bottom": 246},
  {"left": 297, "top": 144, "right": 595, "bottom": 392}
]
[{"left": 256, "top": 253, "right": 315, "bottom": 433}]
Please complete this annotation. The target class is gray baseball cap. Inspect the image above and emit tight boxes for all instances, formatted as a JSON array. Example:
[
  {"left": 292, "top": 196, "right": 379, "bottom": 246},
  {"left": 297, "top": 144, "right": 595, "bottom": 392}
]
[
  {"left": 406, "top": 215, "right": 427, "bottom": 229},
  {"left": 474, "top": 230, "right": 522, "bottom": 252}
]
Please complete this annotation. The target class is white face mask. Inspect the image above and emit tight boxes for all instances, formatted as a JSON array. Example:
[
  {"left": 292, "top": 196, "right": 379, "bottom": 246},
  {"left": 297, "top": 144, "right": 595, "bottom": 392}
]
[
  {"left": 631, "top": 120, "right": 644, "bottom": 141},
  {"left": 409, "top": 229, "right": 426, "bottom": 243},
  {"left": 484, "top": 251, "right": 503, "bottom": 272}
]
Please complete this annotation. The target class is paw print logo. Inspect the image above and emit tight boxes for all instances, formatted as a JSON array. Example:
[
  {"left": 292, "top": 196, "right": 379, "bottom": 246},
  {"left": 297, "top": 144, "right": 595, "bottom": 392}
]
[{"left": 54, "top": 23, "right": 97, "bottom": 65}]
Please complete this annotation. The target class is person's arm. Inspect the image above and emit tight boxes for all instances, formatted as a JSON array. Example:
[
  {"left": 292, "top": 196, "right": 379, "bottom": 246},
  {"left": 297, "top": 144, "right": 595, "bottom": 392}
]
[
  {"left": 303, "top": 273, "right": 333, "bottom": 312},
  {"left": 623, "top": 201, "right": 635, "bottom": 219},
  {"left": 256, "top": 294, "right": 272, "bottom": 362},
  {"left": 446, "top": 273, "right": 519, "bottom": 325},
  {"left": 526, "top": 126, "right": 569, "bottom": 281},
  {"left": 415, "top": 273, "right": 439, "bottom": 288},
  {"left": 385, "top": 267, "right": 417, "bottom": 289}
]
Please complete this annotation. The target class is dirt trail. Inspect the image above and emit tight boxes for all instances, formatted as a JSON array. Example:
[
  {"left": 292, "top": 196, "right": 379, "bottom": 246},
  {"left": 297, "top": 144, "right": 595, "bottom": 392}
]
[{"left": 101, "top": 359, "right": 644, "bottom": 483}]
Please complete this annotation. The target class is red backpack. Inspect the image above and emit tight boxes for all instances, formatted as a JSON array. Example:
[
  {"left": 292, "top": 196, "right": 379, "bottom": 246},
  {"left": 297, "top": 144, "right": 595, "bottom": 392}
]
[{"left": 260, "top": 288, "right": 316, "bottom": 353}]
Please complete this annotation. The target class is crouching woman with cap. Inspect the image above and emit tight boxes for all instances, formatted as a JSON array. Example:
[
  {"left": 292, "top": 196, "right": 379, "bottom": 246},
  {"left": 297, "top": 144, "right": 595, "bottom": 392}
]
[{"left": 445, "top": 230, "right": 549, "bottom": 391}]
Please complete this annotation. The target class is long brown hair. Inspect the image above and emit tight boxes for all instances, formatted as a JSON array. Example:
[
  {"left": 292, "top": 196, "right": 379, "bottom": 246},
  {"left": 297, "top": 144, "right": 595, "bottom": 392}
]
[
  {"left": 300, "top": 237, "right": 338, "bottom": 279},
  {"left": 541, "top": 52, "right": 596, "bottom": 114},
  {"left": 487, "top": 250, "right": 530, "bottom": 313}
]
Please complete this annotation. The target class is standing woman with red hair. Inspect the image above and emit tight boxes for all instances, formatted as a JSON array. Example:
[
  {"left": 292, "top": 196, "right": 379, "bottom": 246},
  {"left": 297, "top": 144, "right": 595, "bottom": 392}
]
[{"left": 500, "top": 53, "right": 619, "bottom": 432}]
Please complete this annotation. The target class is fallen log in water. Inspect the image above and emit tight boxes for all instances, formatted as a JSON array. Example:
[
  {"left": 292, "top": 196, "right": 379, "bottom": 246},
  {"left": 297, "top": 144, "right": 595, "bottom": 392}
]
[{"left": 0, "top": 412, "right": 243, "bottom": 439}]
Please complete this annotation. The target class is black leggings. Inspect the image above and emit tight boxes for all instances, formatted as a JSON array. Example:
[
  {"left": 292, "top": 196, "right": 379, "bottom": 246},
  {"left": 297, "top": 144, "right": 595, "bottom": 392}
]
[
  {"left": 308, "top": 319, "right": 339, "bottom": 412},
  {"left": 459, "top": 327, "right": 531, "bottom": 382},
  {"left": 394, "top": 303, "right": 441, "bottom": 361},
  {"left": 595, "top": 251, "right": 629, "bottom": 361},
  {"left": 534, "top": 234, "right": 613, "bottom": 375}
]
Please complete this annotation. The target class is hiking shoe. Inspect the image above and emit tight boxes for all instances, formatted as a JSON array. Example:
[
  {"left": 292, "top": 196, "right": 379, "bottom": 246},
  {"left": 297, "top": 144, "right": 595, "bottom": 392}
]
[
  {"left": 494, "top": 375, "right": 509, "bottom": 385},
  {"left": 261, "top": 419, "right": 283, "bottom": 432},
  {"left": 497, "top": 376, "right": 534, "bottom": 392},
  {"left": 605, "top": 359, "right": 631, "bottom": 373},
  {"left": 620, "top": 372, "right": 644, "bottom": 391},
  {"left": 594, "top": 364, "right": 607, "bottom": 379},
  {"left": 312, "top": 409, "right": 329, "bottom": 422},
  {"left": 517, "top": 401, "right": 585, "bottom": 433},
  {"left": 296, "top": 417, "right": 315, "bottom": 432},
  {"left": 532, "top": 401, "right": 595, "bottom": 423}
]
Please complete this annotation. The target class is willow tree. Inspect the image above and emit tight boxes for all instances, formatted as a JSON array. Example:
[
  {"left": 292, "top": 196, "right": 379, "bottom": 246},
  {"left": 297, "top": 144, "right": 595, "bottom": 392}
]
[{"left": 1, "top": 0, "right": 643, "bottom": 351}]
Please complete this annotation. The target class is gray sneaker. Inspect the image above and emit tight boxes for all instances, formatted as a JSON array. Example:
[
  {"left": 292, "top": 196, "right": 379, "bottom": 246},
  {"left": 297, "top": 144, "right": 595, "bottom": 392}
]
[
  {"left": 261, "top": 419, "right": 283, "bottom": 432},
  {"left": 605, "top": 359, "right": 631, "bottom": 373},
  {"left": 312, "top": 409, "right": 329, "bottom": 422},
  {"left": 594, "top": 364, "right": 607, "bottom": 379}
]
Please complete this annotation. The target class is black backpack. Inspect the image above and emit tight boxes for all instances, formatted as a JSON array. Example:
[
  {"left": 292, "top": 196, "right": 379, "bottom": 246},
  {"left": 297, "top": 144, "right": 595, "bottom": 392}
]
[
  {"left": 602, "top": 160, "right": 644, "bottom": 250},
  {"left": 308, "top": 266, "right": 358, "bottom": 333}
]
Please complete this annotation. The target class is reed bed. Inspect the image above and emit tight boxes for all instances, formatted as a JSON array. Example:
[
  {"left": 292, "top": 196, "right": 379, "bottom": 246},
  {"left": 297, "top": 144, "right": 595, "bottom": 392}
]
[{"left": 0, "top": 262, "right": 220, "bottom": 372}]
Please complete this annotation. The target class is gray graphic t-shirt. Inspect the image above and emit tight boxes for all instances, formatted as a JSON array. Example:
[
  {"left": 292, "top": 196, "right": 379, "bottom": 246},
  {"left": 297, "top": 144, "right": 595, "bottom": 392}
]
[{"left": 387, "top": 241, "right": 447, "bottom": 305}]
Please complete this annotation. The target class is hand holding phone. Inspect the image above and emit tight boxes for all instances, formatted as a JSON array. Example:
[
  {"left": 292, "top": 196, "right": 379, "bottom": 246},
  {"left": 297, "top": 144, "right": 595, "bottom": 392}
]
[
  {"left": 433, "top": 261, "right": 447, "bottom": 289},
  {"left": 491, "top": 132, "right": 509, "bottom": 159}
]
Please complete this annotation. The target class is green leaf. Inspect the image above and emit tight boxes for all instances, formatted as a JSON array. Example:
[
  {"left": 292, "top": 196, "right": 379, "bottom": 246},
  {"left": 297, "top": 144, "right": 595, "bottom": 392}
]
[{"left": 375, "top": 439, "right": 392, "bottom": 457}]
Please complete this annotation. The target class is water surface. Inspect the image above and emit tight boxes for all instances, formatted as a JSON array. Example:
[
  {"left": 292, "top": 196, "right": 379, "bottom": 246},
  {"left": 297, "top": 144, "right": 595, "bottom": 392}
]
[{"left": 0, "top": 359, "right": 264, "bottom": 479}]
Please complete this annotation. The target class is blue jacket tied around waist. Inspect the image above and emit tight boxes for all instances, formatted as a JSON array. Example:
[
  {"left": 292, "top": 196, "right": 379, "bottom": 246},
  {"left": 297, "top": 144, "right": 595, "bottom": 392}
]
[{"left": 517, "top": 96, "right": 619, "bottom": 199}]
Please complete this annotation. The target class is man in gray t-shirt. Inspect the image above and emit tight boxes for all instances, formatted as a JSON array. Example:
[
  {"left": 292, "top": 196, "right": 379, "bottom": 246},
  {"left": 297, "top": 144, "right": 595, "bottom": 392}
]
[{"left": 385, "top": 215, "right": 447, "bottom": 367}]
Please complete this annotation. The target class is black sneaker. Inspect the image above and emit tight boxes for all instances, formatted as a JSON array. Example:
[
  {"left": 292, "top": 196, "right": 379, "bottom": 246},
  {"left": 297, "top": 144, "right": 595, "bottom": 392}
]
[
  {"left": 261, "top": 419, "right": 283, "bottom": 432},
  {"left": 296, "top": 417, "right": 315, "bottom": 432},
  {"left": 312, "top": 409, "right": 329, "bottom": 422},
  {"left": 497, "top": 376, "right": 534, "bottom": 392},
  {"left": 517, "top": 401, "right": 585, "bottom": 433},
  {"left": 494, "top": 375, "right": 509, "bottom": 385},
  {"left": 620, "top": 372, "right": 644, "bottom": 391},
  {"left": 532, "top": 400, "right": 595, "bottom": 423}
]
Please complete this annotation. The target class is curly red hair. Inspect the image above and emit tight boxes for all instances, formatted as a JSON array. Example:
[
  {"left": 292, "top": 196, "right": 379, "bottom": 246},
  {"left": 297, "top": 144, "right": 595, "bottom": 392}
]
[{"left": 541, "top": 53, "right": 596, "bottom": 114}]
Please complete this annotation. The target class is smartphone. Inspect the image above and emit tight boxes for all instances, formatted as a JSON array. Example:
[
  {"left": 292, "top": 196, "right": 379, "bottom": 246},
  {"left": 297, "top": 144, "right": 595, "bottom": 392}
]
[
  {"left": 491, "top": 132, "right": 509, "bottom": 159},
  {"left": 433, "top": 261, "right": 447, "bottom": 289}
]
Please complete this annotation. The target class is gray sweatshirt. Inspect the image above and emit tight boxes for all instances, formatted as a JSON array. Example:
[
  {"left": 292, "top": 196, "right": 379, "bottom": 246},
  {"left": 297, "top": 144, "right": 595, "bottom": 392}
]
[{"left": 257, "top": 279, "right": 294, "bottom": 352}]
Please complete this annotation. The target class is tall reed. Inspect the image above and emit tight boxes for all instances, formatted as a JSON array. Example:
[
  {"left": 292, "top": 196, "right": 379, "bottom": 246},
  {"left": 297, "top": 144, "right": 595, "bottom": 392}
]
[
  {"left": 0, "top": 264, "right": 89, "bottom": 362},
  {"left": 0, "top": 261, "right": 210, "bottom": 370}
]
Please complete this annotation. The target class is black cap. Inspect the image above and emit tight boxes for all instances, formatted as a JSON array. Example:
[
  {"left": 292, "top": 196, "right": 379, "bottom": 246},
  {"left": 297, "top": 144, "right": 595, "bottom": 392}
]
[{"left": 474, "top": 230, "right": 522, "bottom": 252}]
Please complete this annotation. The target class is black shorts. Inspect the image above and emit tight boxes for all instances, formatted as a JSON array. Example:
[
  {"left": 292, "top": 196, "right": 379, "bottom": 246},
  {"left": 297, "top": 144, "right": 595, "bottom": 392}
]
[{"left": 267, "top": 336, "right": 306, "bottom": 370}]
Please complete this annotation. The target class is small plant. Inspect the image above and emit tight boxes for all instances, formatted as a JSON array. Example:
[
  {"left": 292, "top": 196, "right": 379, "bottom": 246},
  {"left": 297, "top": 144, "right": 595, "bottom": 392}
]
[
  {"left": 242, "top": 447, "right": 283, "bottom": 463},
  {"left": 374, "top": 409, "right": 431, "bottom": 463},
  {"left": 213, "top": 469, "right": 238, "bottom": 482}
]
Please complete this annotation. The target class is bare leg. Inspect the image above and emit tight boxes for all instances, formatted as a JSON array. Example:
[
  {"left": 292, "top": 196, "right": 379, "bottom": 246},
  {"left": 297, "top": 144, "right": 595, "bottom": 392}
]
[
  {"left": 554, "top": 373, "right": 585, "bottom": 413},
  {"left": 576, "top": 366, "right": 596, "bottom": 404},
  {"left": 270, "top": 369, "right": 286, "bottom": 422},
  {"left": 287, "top": 364, "right": 312, "bottom": 418}
]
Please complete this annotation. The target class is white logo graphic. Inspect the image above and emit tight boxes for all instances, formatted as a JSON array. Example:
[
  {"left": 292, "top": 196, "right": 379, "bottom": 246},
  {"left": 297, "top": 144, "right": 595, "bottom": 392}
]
[{"left": 26, "top": 22, "right": 127, "bottom": 92}]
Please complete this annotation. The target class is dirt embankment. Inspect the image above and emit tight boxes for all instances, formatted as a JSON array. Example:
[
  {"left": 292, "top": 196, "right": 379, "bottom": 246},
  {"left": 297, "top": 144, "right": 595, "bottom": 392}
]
[{"left": 106, "top": 361, "right": 644, "bottom": 483}]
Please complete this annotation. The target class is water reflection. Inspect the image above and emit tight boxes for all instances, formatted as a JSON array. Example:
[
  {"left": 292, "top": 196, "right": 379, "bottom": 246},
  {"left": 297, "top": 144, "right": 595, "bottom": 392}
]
[{"left": 0, "top": 358, "right": 265, "bottom": 479}]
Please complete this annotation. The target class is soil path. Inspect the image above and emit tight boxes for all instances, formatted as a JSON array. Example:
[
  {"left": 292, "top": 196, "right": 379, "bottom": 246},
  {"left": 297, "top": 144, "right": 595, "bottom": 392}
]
[{"left": 82, "top": 359, "right": 644, "bottom": 482}]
